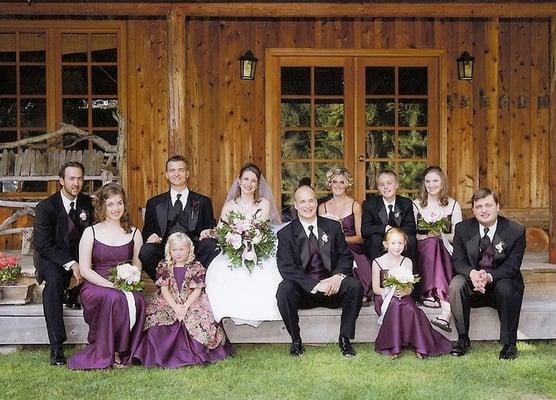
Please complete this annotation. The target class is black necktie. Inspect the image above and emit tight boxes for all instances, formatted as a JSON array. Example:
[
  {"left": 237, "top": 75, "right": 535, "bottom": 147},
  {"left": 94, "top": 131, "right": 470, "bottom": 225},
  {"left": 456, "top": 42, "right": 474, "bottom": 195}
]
[
  {"left": 69, "top": 201, "right": 78, "bottom": 226},
  {"left": 387, "top": 204, "right": 397, "bottom": 226},
  {"left": 308, "top": 225, "right": 319, "bottom": 248},
  {"left": 479, "top": 227, "right": 491, "bottom": 256},
  {"left": 174, "top": 193, "right": 183, "bottom": 213}
]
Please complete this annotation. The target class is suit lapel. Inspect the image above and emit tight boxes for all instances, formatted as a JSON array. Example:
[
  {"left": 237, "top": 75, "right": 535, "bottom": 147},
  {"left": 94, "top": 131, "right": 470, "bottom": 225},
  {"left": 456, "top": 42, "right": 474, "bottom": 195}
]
[
  {"left": 377, "top": 200, "right": 388, "bottom": 225},
  {"left": 293, "top": 220, "right": 311, "bottom": 269},
  {"left": 465, "top": 220, "right": 480, "bottom": 267},
  {"left": 156, "top": 192, "right": 170, "bottom": 236},
  {"left": 55, "top": 193, "right": 70, "bottom": 248},
  {"left": 186, "top": 192, "right": 200, "bottom": 231},
  {"left": 492, "top": 219, "right": 507, "bottom": 263},
  {"left": 317, "top": 219, "right": 332, "bottom": 271}
]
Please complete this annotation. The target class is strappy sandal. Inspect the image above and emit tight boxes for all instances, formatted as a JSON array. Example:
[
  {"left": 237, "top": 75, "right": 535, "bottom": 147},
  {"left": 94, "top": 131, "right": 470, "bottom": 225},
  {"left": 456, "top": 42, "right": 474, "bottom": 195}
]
[
  {"left": 422, "top": 298, "right": 441, "bottom": 309},
  {"left": 431, "top": 317, "right": 452, "bottom": 332}
]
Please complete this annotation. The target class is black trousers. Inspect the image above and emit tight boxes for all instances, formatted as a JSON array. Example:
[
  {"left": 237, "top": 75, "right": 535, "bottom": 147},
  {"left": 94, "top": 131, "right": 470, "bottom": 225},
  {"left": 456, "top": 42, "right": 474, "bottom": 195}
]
[
  {"left": 448, "top": 274, "right": 524, "bottom": 344},
  {"left": 276, "top": 276, "right": 363, "bottom": 342},
  {"left": 139, "top": 237, "right": 218, "bottom": 282},
  {"left": 40, "top": 263, "right": 72, "bottom": 349}
]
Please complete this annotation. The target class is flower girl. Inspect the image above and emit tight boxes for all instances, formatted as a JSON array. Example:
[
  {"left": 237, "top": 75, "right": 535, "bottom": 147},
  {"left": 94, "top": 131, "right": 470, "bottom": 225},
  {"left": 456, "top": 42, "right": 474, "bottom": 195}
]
[
  {"left": 132, "top": 232, "right": 233, "bottom": 368},
  {"left": 372, "top": 228, "right": 452, "bottom": 358}
]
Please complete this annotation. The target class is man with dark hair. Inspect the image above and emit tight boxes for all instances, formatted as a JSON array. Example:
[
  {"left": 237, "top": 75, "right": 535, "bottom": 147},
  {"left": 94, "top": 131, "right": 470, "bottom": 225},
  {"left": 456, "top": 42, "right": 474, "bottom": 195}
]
[
  {"left": 276, "top": 185, "right": 363, "bottom": 358},
  {"left": 33, "top": 161, "right": 93, "bottom": 365},
  {"left": 139, "top": 155, "right": 218, "bottom": 281},
  {"left": 449, "top": 188, "right": 526, "bottom": 360}
]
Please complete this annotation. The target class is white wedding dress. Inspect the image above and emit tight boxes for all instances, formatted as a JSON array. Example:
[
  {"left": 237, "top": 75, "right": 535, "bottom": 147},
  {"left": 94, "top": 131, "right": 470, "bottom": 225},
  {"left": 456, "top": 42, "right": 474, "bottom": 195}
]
[{"left": 205, "top": 223, "right": 284, "bottom": 327}]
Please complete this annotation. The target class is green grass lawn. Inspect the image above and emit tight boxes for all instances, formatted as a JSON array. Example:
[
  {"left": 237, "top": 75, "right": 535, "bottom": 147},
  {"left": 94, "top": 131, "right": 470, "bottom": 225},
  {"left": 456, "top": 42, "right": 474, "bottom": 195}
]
[{"left": 1, "top": 342, "right": 555, "bottom": 400}]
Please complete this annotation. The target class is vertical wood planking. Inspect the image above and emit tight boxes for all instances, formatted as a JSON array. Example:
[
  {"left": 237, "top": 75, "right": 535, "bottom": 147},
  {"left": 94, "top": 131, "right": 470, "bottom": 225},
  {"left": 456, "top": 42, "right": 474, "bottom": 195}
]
[
  {"left": 497, "top": 20, "right": 512, "bottom": 207},
  {"left": 549, "top": 15, "right": 556, "bottom": 263}
]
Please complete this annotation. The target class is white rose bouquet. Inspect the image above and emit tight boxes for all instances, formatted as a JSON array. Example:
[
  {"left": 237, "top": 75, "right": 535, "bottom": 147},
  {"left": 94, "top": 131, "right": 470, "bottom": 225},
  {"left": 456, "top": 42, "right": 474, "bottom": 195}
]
[
  {"left": 383, "top": 267, "right": 421, "bottom": 294},
  {"left": 216, "top": 210, "right": 276, "bottom": 272},
  {"left": 109, "top": 262, "right": 145, "bottom": 292}
]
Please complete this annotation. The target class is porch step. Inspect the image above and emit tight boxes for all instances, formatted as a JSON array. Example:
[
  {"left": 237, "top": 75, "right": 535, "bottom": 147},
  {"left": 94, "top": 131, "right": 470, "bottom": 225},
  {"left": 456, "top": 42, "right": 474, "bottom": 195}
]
[{"left": 1, "top": 294, "right": 555, "bottom": 345}]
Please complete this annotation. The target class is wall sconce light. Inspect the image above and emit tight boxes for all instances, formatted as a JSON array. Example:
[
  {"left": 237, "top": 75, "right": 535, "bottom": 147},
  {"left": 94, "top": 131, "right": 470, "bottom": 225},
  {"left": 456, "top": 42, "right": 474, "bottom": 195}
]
[
  {"left": 239, "top": 50, "right": 258, "bottom": 80},
  {"left": 456, "top": 51, "right": 475, "bottom": 80}
]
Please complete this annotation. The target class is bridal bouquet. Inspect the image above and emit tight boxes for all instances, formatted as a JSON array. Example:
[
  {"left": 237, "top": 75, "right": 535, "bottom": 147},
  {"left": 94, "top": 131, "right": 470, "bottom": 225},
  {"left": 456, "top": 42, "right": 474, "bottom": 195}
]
[
  {"left": 0, "top": 253, "right": 21, "bottom": 285},
  {"left": 216, "top": 210, "right": 276, "bottom": 272},
  {"left": 417, "top": 217, "right": 450, "bottom": 235},
  {"left": 109, "top": 262, "right": 145, "bottom": 292},
  {"left": 383, "top": 267, "right": 421, "bottom": 293}
]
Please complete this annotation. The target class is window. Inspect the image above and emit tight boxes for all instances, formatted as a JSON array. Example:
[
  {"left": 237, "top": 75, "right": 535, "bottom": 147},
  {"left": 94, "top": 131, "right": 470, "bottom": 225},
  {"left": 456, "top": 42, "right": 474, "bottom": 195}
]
[
  {"left": 267, "top": 50, "right": 441, "bottom": 208},
  {"left": 0, "top": 24, "right": 123, "bottom": 198}
]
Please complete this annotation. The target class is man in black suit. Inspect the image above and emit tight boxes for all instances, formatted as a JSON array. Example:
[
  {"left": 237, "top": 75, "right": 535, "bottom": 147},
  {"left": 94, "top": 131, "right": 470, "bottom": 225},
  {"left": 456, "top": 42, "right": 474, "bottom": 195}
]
[
  {"left": 449, "top": 188, "right": 526, "bottom": 360},
  {"left": 276, "top": 185, "right": 363, "bottom": 357},
  {"left": 361, "top": 170, "right": 417, "bottom": 261},
  {"left": 33, "top": 161, "right": 93, "bottom": 365},
  {"left": 139, "top": 155, "right": 218, "bottom": 281}
]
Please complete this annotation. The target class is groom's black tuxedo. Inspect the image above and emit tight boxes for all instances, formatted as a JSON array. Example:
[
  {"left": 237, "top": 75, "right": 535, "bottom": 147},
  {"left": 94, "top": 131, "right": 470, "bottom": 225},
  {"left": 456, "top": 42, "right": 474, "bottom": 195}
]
[
  {"left": 276, "top": 217, "right": 363, "bottom": 342},
  {"left": 33, "top": 191, "right": 93, "bottom": 348},
  {"left": 361, "top": 194, "right": 417, "bottom": 261},
  {"left": 140, "top": 190, "right": 217, "bottom": 281},
  {"left": 449, "top": 216, "right": 526, "bottom": 345}
]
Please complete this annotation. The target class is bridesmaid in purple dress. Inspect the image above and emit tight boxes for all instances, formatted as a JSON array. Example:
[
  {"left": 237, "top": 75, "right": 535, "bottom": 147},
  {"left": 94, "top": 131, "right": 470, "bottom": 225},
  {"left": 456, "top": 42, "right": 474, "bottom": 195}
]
[
  {"left": 318, "top": 167, "right": 373, "bottom": 302},
  {"left": 68, "top": 183, "right": 146, "bottom": 370},
  {"left": 413, "top": 166, "right": 462, "bottom": 332},
  {"left": 372, "top": 228, "right": 451, "bottom": 358},
  {"left": 133, "top": 232, "right": 233, "bottom": 368}
]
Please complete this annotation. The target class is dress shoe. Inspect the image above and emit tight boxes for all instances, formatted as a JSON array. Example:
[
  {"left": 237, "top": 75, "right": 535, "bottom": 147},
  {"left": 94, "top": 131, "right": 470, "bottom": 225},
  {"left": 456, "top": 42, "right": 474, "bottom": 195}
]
[
  {"left": 49, "top": 349, "right": 67, "bottom": 366},
  {"left": 339, "top": 336, "right": 356, "bottom": 358},
  {"left": 289, "top": 340, "right": 304, "bottom": 357},
  {"left": 450, "top": 338, "right": 471, "bottom": 357},
  {"left": 499, "top": 344, "right": 517, "bottom": 360},
  {"left": 64, "top": 287, "right": 81, "bottom": 310}
]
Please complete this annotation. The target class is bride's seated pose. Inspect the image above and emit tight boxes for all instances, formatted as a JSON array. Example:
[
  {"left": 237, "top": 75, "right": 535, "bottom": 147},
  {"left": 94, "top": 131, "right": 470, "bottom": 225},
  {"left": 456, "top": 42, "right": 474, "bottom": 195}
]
[{"left": 205, "top": 163, "right": 283, "bottom": 326}]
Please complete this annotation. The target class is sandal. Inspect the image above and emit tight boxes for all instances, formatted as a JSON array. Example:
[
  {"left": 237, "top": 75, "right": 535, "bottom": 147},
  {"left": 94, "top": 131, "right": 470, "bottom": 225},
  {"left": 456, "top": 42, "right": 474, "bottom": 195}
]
[
  {"left": 422, "top": 298, "right": 441, "bottom": 309},
  {"left": 431, "top": 317, "right": 452, "bottom": 332}
]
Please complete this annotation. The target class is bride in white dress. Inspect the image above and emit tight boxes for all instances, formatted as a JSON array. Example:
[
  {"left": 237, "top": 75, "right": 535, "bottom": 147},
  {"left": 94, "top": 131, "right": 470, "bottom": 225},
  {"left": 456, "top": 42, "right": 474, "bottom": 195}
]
[{"left": 205, "top": 163, "right": 283, "bottom": 326}]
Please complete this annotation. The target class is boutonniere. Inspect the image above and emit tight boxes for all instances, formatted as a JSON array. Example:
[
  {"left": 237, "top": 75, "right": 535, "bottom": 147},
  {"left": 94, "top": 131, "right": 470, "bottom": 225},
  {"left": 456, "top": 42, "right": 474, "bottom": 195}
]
[
  {"left": 394, "top": 210, "right": 401, "bottom": 219},
  {"left": 321, "top": 233, "right": 328, "bottom": 243},
  {"left": 79, "top": 210, "right": 88, "bottom": 221},
  {"left": 495, "top": 241, "right": 505, "bottom": 254}
]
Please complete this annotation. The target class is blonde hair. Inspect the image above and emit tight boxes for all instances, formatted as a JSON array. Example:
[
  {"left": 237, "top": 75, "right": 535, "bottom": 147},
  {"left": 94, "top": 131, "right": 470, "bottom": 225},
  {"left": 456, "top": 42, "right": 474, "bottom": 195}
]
[
  {"left": 165, "top": 232, "right": 195, "bottom": 264},
  {"left": 325, "top": 167, "right": 353, "bottom": 191},
  {"left": 417, "top": 166, "right": 449, "bottom": 207}
]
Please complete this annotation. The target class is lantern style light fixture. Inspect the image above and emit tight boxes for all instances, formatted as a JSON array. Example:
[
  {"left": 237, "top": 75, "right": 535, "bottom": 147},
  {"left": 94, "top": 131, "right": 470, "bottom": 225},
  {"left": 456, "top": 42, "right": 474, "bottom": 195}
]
[
  {"left": 239, "top": 50, "right": 258, "bottom": 80},
  {"left": 456, "top": 51, "right": 475, "bottom": 80}
]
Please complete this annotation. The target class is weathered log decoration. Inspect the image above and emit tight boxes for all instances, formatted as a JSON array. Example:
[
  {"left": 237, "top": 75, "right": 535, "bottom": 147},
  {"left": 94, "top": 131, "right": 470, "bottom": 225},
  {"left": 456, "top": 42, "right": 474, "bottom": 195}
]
[{"left": 0, "top": 208, "right": 35, "bottom": 234}]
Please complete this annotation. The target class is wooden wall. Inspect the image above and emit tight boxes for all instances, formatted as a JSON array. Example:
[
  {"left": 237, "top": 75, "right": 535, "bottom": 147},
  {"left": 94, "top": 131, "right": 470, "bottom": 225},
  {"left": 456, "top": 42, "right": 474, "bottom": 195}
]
[{"left": 180, "top": 17, "right": 550, "bottom": 213}]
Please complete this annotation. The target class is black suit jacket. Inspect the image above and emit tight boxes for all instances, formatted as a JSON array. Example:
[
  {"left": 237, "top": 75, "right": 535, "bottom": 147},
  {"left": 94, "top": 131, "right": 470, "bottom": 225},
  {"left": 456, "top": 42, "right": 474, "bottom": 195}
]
[
  {"left": 142, "top": 190, "right": 216, "bottom": 243},
  {"left": 452, "top": 215, "right": 526, "bottom": 283},
  {"left": 361, "top": 194, "right": 417, "bottom": 238},
  {"left": 33, "top": 191, "right": 93, "bottom": 283},
  {"left": 276, "top": 216, "right": 354, "bottom": 293}
]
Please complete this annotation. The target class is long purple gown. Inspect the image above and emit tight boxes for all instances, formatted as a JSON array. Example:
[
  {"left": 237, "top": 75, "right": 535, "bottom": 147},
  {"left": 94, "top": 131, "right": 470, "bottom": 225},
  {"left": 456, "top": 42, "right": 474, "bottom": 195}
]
[
  {"left": 415, "top": 213, "right": 454, "bottom": 302},
  {"left": 322, "top": 202, "right": 373, "bottom": 297},
  {"left": 132, "top": 263, "right": 234, "bottom": 368},
  {"left": 68, "top": 233, "right": 146, "bottom": 370},
  {"left": 373, "top": 261, "right": 451, "bottom": 357}
]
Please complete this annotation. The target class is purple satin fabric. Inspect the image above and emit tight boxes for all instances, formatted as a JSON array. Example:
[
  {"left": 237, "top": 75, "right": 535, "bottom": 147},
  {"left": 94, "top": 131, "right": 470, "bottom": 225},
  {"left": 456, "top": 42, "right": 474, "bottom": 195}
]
[
  {"left": 341, "top": 213, "right": 372, "bottom": 297},
  {"left": 416, "top": 237, "right": 454, "bottom": 301}
]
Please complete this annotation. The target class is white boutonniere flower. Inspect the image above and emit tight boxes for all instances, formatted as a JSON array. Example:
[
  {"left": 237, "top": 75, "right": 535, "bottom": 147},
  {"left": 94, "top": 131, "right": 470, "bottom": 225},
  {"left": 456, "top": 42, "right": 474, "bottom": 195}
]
[
  {"left": 321, "top": 233, "right": 328, "bottom": 243},
  {"left": 79, "top": 211, "right": 88, "bottom": 221},
  {"left": 394, "top": 211, "right": 400, "bottom": 219},
  {"left": 495, "top": 241, "right": 505, "bottom": 254}
]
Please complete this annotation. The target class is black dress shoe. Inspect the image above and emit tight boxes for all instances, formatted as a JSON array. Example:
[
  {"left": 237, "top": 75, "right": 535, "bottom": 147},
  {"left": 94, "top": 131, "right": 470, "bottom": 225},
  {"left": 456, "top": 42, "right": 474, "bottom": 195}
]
[
  {"left": 64, "top": 287, "right": 81, "bottom": 310},
  {"left": 450, "top": 338, "right": 471, "bottom": 357},
  {"left": 49, "top": 349, "right": 67, "bottom": 366},
  {"left": 499, "top": 344, "right": 517, "bottom": 360},
  {"left": 339, "top": 336, "right": 356, "bottom": 358},
  {"left": 289, "top": 340, "right": 304, "bottom": 357}
]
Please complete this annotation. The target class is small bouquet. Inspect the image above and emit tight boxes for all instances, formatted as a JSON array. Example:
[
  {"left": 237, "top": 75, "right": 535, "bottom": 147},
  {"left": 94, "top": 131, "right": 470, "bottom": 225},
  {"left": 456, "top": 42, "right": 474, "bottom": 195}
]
[
  {"left": 383, "top": 267, "right": 421, "bottom": 294},
  {"left": 417, "top": 217, "right": 450, "bottom": 235},
  {"left": 216, "top": 210, "right": 276, "bottom": 272},
  {"left": 0, "top": 253, "right": 21, "bottom": 285},
  {"left": 109, "top": 262, "right": 144, "bottom": 292}
]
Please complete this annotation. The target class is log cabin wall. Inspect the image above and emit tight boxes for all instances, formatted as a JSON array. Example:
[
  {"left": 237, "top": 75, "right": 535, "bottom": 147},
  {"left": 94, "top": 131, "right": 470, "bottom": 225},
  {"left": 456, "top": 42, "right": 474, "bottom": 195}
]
[
  {"left": 183, "top": 17, "right": 550, "bottom": 213},
  {"left": 0, "top": 14, "right": 551, "bottom": 252}
]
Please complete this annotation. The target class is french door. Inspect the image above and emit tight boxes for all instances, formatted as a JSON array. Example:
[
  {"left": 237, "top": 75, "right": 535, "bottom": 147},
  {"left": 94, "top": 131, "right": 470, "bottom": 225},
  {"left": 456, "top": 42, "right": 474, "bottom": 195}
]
[{"left": 266, "top": 49, "right": 443, "bottom": 209}]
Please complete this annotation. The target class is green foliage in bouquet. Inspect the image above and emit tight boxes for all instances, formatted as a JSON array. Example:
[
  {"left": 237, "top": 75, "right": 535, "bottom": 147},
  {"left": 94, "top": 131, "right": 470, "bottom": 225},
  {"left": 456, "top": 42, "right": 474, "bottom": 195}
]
[{"left": 417, "top": 217, "right": 450, "bottom": 235}]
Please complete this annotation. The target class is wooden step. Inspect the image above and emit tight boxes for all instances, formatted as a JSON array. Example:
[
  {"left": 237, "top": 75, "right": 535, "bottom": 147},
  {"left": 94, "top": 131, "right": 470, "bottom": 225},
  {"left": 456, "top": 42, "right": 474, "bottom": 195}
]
[{"left": 1, "top": 293, "right": 555, "bottom": 345}]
